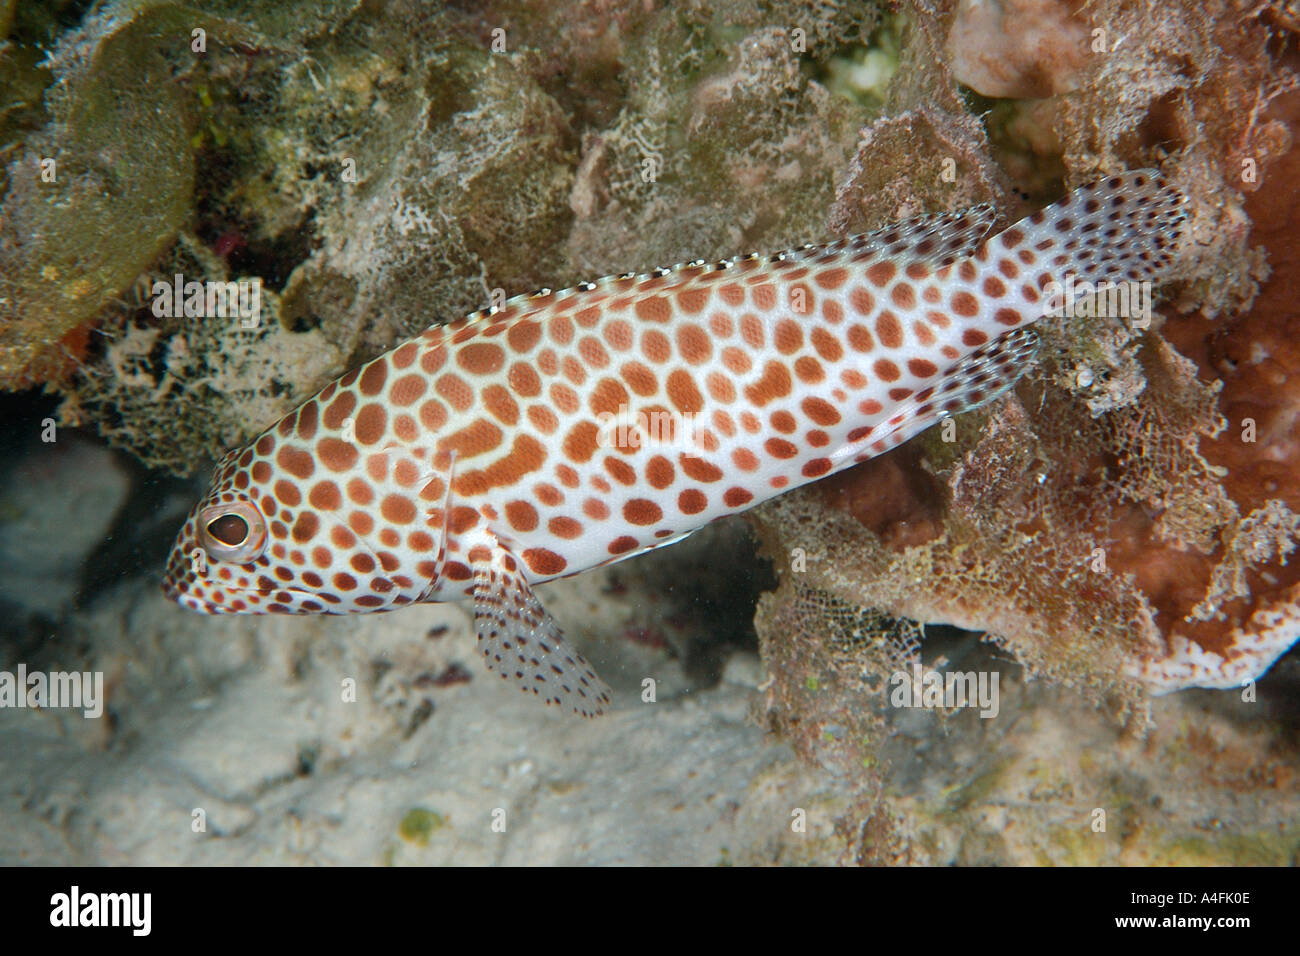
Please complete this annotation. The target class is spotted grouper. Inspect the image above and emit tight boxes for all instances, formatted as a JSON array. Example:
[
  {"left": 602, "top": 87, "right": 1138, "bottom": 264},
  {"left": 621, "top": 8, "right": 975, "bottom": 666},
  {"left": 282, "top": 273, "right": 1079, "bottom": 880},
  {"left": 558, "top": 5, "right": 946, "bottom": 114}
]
[{"left": 164, "top": 169, "right": 1187, "bottom": 716}]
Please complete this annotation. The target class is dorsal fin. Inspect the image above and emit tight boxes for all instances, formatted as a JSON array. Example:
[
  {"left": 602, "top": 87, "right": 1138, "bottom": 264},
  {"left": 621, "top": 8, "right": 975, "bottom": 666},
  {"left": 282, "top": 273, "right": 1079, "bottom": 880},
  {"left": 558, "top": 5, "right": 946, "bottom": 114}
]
[
  {"left": 780, "top": 203, "right": 999, "bottom": 271},
  {"left": 453, "top": 202, "right": 1000, "bottom": 329}
]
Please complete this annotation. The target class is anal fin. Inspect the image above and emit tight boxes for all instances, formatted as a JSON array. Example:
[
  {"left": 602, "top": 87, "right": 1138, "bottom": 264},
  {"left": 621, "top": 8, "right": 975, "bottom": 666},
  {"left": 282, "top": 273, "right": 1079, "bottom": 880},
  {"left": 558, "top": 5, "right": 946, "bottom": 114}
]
[
  {"left": 833, "top": 327, "right": 1039, "bottom": 464},
  {"left": 933, "top": 326, "right": 1039, "bottom": 417},
  {"left": 470, "top": 537, "right": 612, "bottom": 717}
]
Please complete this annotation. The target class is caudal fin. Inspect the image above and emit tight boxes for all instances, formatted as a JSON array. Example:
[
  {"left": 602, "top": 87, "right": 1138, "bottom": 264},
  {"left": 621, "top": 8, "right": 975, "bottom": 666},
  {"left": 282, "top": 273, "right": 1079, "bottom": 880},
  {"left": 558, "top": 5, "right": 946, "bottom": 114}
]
[{"left": 983, "top": 169, "right": 1188, "bottom": 288}]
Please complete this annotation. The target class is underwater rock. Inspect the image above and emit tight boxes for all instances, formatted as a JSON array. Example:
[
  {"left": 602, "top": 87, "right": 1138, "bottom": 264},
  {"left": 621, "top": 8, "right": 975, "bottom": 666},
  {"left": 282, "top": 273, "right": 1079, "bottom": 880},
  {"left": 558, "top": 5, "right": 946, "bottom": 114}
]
[
  {"left": 0, "top": 571, "right": 844, "bottom": 865},
  {"left": 0, "top": 432, "right": 130, "bottom": 618},
  {"left": 945, "top": 0, "right": 1090, "bottom": 98},
  {"left": 0, "top": 6, "right": 200, "bottom": 390}
]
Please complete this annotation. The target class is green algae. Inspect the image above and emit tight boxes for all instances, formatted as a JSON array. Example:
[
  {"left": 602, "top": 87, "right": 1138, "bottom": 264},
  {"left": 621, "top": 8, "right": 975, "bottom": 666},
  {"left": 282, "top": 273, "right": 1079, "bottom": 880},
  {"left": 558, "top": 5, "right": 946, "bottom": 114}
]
[
  {"left": 397, "top": 807, "right": 446, "bottom": 846},
  {"left": 0, "top": 6, "right": 203, "bottom": 388}
]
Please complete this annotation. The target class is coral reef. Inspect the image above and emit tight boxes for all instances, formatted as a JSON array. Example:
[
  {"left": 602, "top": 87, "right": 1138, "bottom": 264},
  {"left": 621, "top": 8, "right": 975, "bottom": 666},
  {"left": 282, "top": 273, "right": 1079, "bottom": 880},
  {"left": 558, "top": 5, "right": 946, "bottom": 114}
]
[
  {"left": 945, "top": 0, "right": 1091, "bottom": 99},
  {"left": 4, "top": 0, "right": 1299, "bottom": 864},
  {"left": 0, "top": 5, "right": 198, "bottom": 389},
  {"left": 740, "top": 0, "right": 1300, "bottom": 858},
  {"left": 56, "top": 238, "right": 348, "bottom": 471},
  {"left": 4, "top": 0, "right": 876, "bottom": 473},
  {"left": 769, "top": 1, "right": 1298, "bottom": 677},
  {"left": 0, "top": 430, "right": 130, "bottom": 619}
]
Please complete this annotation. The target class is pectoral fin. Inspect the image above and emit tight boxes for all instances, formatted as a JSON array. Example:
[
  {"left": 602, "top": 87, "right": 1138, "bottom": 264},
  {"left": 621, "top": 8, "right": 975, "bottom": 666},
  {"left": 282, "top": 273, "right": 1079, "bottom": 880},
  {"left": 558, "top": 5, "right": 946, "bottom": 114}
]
[{"left": 470, "top": 537, "right": 612, "bottom": 717}]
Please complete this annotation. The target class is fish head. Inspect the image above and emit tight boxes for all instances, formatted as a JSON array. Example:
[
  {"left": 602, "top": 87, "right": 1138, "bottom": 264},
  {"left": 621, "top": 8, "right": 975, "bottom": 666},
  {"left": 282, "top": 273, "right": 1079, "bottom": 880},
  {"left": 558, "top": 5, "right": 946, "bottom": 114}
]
[
  {"left": 162, "top": 444, "right": 289, "bottom": 614},
  {"left": 163, "top": 382, "right": 449, "bottom": 615},
  {"left": 162, "top": 425, "right": 391, "bottom": 615}
]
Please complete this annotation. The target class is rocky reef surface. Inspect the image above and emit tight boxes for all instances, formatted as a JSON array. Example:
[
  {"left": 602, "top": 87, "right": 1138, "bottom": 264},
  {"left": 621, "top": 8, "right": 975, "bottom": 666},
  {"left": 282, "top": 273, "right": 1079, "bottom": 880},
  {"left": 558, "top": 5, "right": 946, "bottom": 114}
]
[{"left": 1, "top": 0, "right": 1297, "bottom": 864}]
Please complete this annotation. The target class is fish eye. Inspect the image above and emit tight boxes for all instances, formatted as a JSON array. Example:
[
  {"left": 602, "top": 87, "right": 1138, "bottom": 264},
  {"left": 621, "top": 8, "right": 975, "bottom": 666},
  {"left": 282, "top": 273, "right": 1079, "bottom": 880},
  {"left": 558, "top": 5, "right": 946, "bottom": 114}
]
[
  {"left": 197, "top": 501, "right": 267, "bottom": 564},
  {"left": 207, "top": 513, "right": 249, "bottom": 547}
]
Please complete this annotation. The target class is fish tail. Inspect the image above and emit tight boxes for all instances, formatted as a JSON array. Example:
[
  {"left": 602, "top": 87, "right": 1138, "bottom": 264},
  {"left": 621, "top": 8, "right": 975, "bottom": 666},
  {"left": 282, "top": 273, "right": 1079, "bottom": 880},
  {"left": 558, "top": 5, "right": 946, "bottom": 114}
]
[
  {"left": 874, "top": 171, "right": 1188, "bottom": 434},
  {"left": 984, "top": 168, "right": 1188, "bottom": 295}
]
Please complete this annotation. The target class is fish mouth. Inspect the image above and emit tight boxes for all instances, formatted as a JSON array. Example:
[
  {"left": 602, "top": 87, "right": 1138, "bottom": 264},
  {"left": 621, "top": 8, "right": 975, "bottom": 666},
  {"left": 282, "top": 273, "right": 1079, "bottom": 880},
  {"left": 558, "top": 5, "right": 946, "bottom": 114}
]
[{"left": 160, "top": 575, "right": 329, "bottom": 615}]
